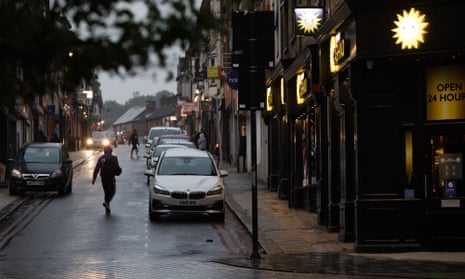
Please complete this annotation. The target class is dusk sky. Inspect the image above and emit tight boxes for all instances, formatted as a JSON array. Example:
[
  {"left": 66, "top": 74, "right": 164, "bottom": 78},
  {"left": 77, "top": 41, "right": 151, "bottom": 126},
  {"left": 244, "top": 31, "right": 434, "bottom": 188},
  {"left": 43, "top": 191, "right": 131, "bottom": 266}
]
[
  {"left": 96, "top": 0, "right": 202, "bottom": 104},
  {"left": 98, "top": 48, "right": 181, "bottom": 104}
]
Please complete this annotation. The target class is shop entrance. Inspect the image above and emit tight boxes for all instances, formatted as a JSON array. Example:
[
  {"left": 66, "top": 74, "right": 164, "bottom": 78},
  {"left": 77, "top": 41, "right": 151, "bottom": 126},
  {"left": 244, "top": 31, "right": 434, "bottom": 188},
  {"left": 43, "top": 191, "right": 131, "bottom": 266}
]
[
  {"left": 430, "top": 134, "right": 465, "bottom": 199},
  {"left": 423, "top": 124, "right": 465, "bottom": 248},
  {"left": 426, "top": 125, "right": 465, "bottom": 199}
]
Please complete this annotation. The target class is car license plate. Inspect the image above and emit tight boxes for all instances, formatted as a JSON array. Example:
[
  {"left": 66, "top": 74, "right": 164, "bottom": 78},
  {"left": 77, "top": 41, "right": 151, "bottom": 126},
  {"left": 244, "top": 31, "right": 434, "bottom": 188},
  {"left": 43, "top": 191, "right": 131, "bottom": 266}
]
[
  {"left": 179, "top": 200, "right": 196, "bottom": 205},
  {"left": 27, "top": 180, "right": 45, "bottom": 186}
]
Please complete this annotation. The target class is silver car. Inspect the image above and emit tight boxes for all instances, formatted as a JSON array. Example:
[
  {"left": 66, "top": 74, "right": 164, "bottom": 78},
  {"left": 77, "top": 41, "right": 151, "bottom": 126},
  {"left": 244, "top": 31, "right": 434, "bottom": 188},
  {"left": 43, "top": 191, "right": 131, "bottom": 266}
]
[{"left": 148, "top": 148, "right": 228, "bottom": 222}]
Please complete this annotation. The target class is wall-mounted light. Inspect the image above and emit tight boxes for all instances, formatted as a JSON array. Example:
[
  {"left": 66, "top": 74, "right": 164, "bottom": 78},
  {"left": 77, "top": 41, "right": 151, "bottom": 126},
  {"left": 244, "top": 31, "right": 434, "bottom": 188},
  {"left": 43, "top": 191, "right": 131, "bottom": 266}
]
[
  {"left": 194, "top": 88, "right": 202, "bottom": 102},
  {"left": 366, "top": 60, "right": 374, "bottom": 70}
]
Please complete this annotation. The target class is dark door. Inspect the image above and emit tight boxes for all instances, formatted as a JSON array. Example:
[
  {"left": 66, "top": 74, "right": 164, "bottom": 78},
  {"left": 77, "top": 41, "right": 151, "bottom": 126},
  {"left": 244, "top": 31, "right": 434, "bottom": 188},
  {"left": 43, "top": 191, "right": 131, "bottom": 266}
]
[{"left": 423, "top": 123, "right": 465, "bottom": 248}]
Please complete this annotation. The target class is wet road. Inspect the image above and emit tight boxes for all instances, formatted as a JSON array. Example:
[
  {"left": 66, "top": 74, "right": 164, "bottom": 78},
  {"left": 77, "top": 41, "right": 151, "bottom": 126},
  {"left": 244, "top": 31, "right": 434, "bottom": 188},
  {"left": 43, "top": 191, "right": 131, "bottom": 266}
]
[
  {"left": 0, "top": 147, "right": 318, "bottom": 279},
  {"left": 0, "top": 146, "right": 464, "bottom": 279}
]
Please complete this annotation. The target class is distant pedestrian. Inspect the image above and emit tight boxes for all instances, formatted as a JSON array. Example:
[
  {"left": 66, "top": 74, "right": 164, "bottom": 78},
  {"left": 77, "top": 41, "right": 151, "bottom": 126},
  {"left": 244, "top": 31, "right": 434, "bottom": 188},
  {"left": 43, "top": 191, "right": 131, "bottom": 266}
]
[
  {"left": 197, "top": 130, "right": 208, "bottom": 151},
  {"left": 92, "top": 146, "right": 122, "bottom": 214},
  {"left": 36, "top": 129, "right": 46, "bottom": 142},
  {"left": 51, "top": 128, "right": 60, "bottom": 143},
  {"left": 128, "top": 129, "right": 139, "bottom": 159}
]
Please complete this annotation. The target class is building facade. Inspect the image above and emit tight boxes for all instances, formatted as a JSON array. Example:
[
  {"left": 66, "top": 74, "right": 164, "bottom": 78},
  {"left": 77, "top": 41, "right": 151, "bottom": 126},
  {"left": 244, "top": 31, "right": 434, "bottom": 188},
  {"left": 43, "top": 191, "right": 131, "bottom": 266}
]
[{"left": 266, "top": 0, "right": 465, "bottom": 251}]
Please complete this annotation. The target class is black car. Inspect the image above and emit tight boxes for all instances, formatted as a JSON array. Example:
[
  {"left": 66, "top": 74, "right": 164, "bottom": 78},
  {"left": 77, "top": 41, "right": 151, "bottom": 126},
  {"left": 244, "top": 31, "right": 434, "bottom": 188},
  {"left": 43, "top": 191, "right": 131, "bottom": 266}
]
[{"left": 8, "top": 142, "right": 73, "bottom": 195}]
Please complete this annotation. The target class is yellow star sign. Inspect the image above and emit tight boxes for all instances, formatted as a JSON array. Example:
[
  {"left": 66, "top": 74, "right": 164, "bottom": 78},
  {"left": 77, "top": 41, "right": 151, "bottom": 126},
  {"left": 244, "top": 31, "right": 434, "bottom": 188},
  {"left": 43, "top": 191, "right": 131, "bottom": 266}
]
[
  {"left": 296, "top": 10, "right": 322, "bottom": 34},
  {"left": 392, "top": 8, "right": 429, "bottom": 49}
]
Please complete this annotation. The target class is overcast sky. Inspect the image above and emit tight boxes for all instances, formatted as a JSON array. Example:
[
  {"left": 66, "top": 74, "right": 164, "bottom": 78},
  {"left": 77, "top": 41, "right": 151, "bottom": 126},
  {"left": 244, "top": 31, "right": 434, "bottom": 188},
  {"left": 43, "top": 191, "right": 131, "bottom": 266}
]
[
  {"left": 96, "top": 0, "right": 202, "bottom": 105},
  {"left": 98, "top": 49, "right": 181, "bottom": 104}
]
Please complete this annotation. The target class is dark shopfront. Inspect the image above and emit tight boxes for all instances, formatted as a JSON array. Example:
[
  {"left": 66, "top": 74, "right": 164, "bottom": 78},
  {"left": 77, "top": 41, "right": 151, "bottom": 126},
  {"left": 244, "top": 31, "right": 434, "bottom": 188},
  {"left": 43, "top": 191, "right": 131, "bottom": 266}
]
[
  {"left": 319, "top": 1, "right": 465, "bottom": 251},
  {"left": 265, "top": 50, "right": 320, "bottom": 211}
]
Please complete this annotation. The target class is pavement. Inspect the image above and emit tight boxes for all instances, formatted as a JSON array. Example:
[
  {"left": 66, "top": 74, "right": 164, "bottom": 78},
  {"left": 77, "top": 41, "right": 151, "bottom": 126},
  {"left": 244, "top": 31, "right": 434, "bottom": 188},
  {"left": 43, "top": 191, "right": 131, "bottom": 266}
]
[{"left": 1, "top": 151, "right": 465, "bottom": 277}]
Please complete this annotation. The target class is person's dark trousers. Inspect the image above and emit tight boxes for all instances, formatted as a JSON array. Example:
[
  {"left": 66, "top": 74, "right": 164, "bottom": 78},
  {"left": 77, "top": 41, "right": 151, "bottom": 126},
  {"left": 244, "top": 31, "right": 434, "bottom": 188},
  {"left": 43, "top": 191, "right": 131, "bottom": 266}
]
[{"left": 101, "top": 176, "right": 116, "bottom": 204}]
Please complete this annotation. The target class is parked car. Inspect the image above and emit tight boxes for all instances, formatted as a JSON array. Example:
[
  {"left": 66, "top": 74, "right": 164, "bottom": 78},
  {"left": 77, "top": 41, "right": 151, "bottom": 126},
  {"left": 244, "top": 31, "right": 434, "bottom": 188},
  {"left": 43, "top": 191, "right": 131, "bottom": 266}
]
[
  {"left": 8, "top": 142, "right": 73, "bottom": 196},
  {"left": 144, "top": 127, "right": 183, "bottom": 168},
  {"left": 153, "top": 134, "right": 193, "bottom": 148},
  {"left": 144, "top": 136, "right": 195, "bottom": 170},
  {"left": 143, "top": 144, "right": 192, "bottom": 184},
  {"left": 146, "top": 126, "right": 182, "bottom": 146},
  {"left": 86, "top": 131, "right": 116, "bottom": 149},
  {"left": 147, "top": 148, "right": 228, "bottom": 222}
]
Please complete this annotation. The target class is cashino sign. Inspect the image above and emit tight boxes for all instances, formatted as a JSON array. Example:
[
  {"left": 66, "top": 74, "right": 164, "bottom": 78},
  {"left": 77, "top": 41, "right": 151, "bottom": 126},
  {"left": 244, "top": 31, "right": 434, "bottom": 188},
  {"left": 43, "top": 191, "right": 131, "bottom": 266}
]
[{"left": 426, "top": 64, "right": 465, "bottom": 121}]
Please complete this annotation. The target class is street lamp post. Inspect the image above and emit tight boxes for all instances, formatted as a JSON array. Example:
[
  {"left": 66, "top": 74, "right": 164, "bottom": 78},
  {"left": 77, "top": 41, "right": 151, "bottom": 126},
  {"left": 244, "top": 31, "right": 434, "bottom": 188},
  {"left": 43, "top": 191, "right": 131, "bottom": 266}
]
[{"left": 215, "top": 90, "right": 222, "bottom": 169}]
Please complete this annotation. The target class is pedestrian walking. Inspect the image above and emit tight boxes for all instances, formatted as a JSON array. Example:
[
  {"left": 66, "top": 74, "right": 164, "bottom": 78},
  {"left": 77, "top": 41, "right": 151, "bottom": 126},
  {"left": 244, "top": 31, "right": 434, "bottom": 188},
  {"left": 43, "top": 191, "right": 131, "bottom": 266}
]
[
  {"left": 196, "top": 130, "right": 208, "bottom": 151},
  {"left": 51, "top": 127, "right": 60, "bottom": 143},
  {"left": 92, "top": 146, "right": 122, "bottom": 214},
  {"left": 36, "top": 129, "right": 46, "bottom": 142},
  {"left": 128, "top": 129, "right": 139, "bottom": 159}
]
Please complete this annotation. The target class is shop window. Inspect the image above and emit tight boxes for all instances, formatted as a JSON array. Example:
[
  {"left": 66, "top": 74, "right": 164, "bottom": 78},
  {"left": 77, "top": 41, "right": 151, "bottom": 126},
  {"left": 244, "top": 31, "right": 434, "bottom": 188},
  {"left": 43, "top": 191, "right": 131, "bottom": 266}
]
[
  {"left": 405, "top": 131, "right": 414, "bottom": 185},
  {"left": 431, "top": 135, "right": 465, "bottom": 198}
]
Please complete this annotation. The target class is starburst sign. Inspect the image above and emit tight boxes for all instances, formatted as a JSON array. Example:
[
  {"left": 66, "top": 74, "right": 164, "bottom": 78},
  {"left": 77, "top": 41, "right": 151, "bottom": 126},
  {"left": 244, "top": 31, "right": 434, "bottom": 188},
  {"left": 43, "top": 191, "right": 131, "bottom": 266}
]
[
  {"left": 295, "top": 8, "right": 323, "bottom": 35},
  {"left": 392, "top": 7, "right": 429, "bottom": 49}
]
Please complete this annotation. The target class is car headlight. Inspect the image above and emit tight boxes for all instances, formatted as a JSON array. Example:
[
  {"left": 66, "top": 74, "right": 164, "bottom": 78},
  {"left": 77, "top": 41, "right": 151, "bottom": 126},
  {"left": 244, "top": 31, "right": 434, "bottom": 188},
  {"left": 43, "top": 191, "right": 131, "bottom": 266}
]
[
  {"left": 50, "top": 169, "right": 63, "bottom": 178},
  {"left": 102, "top": 138, "right": 110, "bottom": 146},
  {"left": 11, "top": 169, "right": 21, "bottom": 179},
  {"left": 207, "top": 185, "right": 223, "bottom": 196},
  {"left": 86, "top": 138, "right": 93, "bottom": 145},
  {"left": 153, "top": 184, "right": 170, "bottom": 195}
]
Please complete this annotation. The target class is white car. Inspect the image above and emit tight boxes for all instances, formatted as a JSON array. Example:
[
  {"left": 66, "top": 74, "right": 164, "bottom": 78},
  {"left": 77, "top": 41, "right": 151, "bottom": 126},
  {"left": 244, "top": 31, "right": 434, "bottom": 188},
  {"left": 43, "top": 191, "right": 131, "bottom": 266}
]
[
  {"left": 148, "top": 148, "right": 228, "bottom": 222},
  {"left": 143, "top": 144, "right": 192, "bottom": 185},
  {"left": 146, "top": 126, "right": 182, "bottom": 146}
]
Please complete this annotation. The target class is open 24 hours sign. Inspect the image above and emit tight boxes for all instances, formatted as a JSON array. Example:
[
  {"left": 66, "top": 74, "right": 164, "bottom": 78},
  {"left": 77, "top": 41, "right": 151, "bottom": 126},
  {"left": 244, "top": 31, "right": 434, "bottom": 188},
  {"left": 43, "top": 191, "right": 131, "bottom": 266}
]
[{"left": 426, "top": 64, "right": 465, "bottom": 121}]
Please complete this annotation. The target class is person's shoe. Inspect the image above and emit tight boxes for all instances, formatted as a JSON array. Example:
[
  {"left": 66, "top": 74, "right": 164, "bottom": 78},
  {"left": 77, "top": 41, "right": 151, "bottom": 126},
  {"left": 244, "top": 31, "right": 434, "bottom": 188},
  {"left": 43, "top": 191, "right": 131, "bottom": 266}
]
[{"left": 103, "top": 202, "right": 111, "bottom": 214}]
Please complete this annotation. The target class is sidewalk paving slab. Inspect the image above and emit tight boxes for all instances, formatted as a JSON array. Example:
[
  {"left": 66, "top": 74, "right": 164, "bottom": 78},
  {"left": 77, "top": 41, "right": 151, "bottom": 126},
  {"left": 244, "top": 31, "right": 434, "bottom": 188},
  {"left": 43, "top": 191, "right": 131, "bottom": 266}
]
[{"left": 220, "top": 164, "right": 465, "bottom": 276}]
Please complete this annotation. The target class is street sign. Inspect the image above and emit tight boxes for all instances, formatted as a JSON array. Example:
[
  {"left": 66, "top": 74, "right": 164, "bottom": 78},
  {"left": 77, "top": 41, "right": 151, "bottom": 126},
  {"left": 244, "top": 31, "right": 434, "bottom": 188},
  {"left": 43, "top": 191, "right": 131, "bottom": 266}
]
[
  {"left": 238, "top": 70, "right": 266, "bottom": 110},
  {"left": 232, "top": 11, "right": 274, "bottom": 70},
  {"left": 232, "top": 11, "right": 274, "bottom": 111}
]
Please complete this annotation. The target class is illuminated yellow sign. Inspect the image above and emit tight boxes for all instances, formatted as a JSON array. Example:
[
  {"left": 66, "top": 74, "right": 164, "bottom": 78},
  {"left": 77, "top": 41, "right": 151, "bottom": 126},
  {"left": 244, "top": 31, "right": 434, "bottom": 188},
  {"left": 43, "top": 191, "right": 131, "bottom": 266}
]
[
  {"left": 296, "top": 72, "right": 307, "bottom": 105},
  {"left": 207, "top": 66, "right": 222, "bottom": 79},
  {"left": 426, "top": 65, "right": 465, "bottom": 121},
  {"left": 392, "top": 7, "right": 429, "bottom": 50},
  {"left": 294, "top": 8, "right": 323, "bottom": 35},
  {"left": 330, "top": 33, "right": 346, "bottom": 72},
  {"left": 280, "top": 78, "right": 286, "bottom": 105},
  {"left": 266, "top": 87, "right": 273, "bottom": 111}
]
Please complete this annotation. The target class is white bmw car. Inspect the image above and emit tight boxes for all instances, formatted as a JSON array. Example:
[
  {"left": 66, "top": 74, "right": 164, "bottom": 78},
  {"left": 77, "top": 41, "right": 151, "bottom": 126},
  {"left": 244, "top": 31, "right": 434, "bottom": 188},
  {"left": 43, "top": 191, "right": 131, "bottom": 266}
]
[{"left": 148, "top": 148, "right": 228, "bottom": 222}]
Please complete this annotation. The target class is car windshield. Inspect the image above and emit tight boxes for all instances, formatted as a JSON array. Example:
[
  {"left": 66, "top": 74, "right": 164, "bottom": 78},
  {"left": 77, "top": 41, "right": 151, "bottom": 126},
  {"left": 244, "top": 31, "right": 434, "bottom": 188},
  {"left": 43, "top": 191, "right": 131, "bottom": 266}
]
[
  {"left": 158, "top": 157, "right": 217, "bottom": 176},
  {"left": 19, "top": 147, "right": 60, "bottom": 163},
  {"left": 92, "top": 132, "right": 105, "bottom": 139},
  {"left": 153, "top": 147, "right": 182, "bottom": 158},
  {"left": 104, "top": 131, "right": 115, "bottom": 138}
]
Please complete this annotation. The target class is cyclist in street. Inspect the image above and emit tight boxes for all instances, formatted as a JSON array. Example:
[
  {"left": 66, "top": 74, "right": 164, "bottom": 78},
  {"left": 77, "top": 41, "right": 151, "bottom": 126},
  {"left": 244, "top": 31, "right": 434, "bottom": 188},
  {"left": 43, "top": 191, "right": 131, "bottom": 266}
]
[{"left": 128, "top": 129, "right": 139, "bottom": 159}]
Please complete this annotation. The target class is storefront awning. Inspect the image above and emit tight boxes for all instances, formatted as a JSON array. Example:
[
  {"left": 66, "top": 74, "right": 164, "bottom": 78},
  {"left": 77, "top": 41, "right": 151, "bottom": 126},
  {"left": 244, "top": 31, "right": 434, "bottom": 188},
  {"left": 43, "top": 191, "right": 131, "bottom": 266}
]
[
  {"left": 283, "top": 46, "right": 313, "bottom": 81},
  {"left": 266, "top": 59, "right": 293, "bottom": 85}
]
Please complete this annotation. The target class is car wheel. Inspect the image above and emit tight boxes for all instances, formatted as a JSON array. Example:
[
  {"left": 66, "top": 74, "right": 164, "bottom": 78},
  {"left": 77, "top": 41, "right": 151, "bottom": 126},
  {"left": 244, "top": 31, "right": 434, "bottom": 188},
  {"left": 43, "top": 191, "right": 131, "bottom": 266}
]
[
  {"left": 66, "top": 182, "right": 73, "bottom": 194},
  {"left": 211, "top": 212, "right": 225, "bottom": 223},
  {"left": 148, "top": 200, "right": 160, "bottom": 222},
  {"left": 58, "top": 184, "right": 66, "bottom": 196},
  {"left": 8, "top": 182, "right": 18, "bottom": 196}
]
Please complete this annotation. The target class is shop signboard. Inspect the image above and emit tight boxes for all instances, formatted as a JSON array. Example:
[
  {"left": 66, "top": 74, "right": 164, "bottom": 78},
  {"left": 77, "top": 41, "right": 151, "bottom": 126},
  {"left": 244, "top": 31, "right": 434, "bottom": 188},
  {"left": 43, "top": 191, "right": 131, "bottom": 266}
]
[{"left": 426, "top": 65, "right": 465, "bottom": 121}]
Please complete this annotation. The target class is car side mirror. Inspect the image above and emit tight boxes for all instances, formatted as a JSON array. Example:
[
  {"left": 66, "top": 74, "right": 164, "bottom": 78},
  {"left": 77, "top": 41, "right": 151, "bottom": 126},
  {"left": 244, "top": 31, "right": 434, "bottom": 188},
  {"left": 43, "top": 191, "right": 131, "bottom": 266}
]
[
  {"left": 219, "top": 170, "right": 229, "bottom": 177},
  {"left": 65, "top": 158, "right": 73, "bottom": 164}
]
